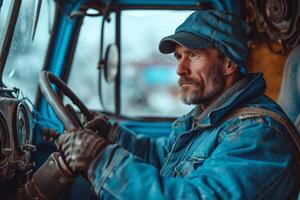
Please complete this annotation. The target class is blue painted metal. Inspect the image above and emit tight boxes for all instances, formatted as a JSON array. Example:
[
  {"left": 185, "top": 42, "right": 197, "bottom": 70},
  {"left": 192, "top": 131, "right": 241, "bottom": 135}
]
[
  {"left": 56, "top": 0, "right": 241, "bottom": 15},
  {"left": 56, "top": 0, "right": 89, "bottom": 14},
  {"left": 121, "top": 121, "right": 172, "bottom": 138},
  {"left": 100, "top": 0, "right": 240, "bottom": 15}
]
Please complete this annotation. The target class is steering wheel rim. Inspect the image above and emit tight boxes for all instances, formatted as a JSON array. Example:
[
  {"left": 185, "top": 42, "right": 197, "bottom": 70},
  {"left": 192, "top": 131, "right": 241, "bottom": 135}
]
[{"left": 39, "top": 71, "right": 93, "bottom": 130}]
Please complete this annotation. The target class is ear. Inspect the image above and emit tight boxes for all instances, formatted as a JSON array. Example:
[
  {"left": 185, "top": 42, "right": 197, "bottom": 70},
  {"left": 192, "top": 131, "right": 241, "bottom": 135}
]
[{"left": 223, "top": 59, "right": 238, "bottom": 76}]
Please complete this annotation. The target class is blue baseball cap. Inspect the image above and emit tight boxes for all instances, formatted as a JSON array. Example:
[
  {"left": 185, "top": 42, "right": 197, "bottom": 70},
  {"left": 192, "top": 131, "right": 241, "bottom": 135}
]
[{"left": 159, "top": 10, "right": 248, "bottom": 74}]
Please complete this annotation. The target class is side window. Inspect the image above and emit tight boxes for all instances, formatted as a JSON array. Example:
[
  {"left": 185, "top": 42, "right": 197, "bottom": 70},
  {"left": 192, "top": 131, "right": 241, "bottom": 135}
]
[
  {"left": 3, "top": 0, "right": 53, "bottom": 101},
  {"left": 67, "top": 13, "right": 116, "bottom": 112},
  {"left": 121, "top": 10, "right": 193, "bottom": 117}
]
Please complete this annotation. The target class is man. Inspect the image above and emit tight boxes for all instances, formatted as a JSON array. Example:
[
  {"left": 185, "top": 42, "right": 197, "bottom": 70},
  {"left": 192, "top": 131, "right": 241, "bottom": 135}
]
[{"left": 58, "top": 10, "right": 300, "bottom": 199}]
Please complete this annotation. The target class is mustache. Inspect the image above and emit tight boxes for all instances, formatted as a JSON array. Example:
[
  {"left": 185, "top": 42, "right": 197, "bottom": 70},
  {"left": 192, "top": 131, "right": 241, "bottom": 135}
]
[{"left": 178, "top": 77, "right": 202, "bottom": 86}]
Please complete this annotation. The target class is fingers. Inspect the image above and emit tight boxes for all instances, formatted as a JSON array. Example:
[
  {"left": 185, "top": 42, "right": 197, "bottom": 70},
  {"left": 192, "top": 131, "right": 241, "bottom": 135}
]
[
  {"left": 56, "top": 128, "right": 108, "bottom": 174},
  {"left": 57, "top": 131, "right": 74, "bottom": 151},
  {"left": 84, "top": 116, "right": 104, "bottom": 130},
  {"left": 84, "top": 114, "right": 110, "bottom": 132},
  {"left": 57, "top": 133, "right": 67, "bottom": 148}
]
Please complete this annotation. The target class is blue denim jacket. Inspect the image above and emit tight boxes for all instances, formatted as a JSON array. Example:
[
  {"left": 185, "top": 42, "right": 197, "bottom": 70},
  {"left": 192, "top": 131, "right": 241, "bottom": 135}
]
[{"left": 88, "top": 73, "right": 299, "bottom": 199}]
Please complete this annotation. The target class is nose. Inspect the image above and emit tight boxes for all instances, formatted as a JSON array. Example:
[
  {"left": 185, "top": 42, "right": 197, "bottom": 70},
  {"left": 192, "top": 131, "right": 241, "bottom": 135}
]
[{"left": 176, "top": 57, "right": 190, "bottom": 76}]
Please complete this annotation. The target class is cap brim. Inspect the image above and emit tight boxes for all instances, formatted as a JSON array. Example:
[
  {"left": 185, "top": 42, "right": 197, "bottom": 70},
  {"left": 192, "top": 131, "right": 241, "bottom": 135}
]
[{"left": 159, "top": 32, "right": 214, "bottom": 54}]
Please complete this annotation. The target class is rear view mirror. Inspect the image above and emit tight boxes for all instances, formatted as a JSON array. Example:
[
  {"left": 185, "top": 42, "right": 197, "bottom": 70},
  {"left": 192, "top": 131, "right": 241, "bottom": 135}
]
[{"left": 104, "top": 44, "right": 119, "bottom": 83}]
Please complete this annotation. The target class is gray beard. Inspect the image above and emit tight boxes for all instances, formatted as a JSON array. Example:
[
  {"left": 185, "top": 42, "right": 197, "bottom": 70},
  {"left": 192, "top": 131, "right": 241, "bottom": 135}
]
[
  {"left": 179, "top": 78, "right": 224, "bottom": 105},
  {"left": 180, "top": 90, "right": 203, "bottom": 105}
]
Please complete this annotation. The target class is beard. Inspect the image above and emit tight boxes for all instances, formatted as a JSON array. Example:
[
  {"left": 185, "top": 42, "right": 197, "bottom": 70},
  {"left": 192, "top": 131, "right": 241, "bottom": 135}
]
[{"left": 178, "top": 73, "right": 225, "bottom": 105}]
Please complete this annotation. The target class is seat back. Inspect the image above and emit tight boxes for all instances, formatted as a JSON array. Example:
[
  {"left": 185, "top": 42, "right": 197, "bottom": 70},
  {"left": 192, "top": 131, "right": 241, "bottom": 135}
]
[{"left": 277, "top": 45, "right": 300, "bottom": 132}]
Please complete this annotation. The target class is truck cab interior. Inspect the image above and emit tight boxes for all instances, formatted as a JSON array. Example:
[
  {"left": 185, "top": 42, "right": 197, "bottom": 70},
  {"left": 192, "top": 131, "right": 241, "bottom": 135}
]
[{"left": 0, "top": 0, "right": 299, "bottom": 199}]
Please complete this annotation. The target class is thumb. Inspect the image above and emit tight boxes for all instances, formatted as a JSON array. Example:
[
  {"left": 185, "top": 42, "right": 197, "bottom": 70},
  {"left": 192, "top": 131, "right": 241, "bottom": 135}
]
[{"left": 84, "top": 115, "right": 108, "bottom": 131}]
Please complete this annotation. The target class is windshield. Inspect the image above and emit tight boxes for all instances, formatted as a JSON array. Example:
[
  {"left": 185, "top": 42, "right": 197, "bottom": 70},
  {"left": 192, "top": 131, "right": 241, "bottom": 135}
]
[{"left": 2, "top": 0, "right": 53, "bottom": 102}]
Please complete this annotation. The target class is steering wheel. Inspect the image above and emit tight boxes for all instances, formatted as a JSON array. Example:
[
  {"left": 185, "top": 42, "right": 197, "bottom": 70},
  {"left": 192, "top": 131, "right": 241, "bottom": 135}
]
[{"left": 39, "top": 71, "right": 94, "bottom": 130}]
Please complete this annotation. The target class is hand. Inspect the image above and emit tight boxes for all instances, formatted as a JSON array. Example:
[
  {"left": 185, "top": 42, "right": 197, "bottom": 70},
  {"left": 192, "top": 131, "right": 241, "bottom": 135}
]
[
  {"left": 57, "top": 129, "right": 108, "bottom": 174},
  {"left": 84, "top": 113, "right": 112, "bottom": 139}
]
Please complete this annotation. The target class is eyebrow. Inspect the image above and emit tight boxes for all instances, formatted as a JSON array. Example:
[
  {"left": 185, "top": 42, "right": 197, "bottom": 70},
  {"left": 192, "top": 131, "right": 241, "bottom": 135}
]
[
  {"left": 175, "top": 48, "right": 204, "bottom": 56},
  {"left": 185, "top": 49, "right": 204, "bottom": 54}
]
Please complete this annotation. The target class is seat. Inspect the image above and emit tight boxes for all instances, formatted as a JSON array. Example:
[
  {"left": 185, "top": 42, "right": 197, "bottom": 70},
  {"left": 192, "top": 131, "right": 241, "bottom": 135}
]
[{"left": 277, "top": 45, "right": 300, "bottom": 132}]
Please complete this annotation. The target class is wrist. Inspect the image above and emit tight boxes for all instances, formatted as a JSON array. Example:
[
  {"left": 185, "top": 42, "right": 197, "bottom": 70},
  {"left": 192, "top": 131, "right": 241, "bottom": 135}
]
[
  {"left": 87, "top": 144, "right": 129, "bottom": 187},
  {"left": 87, "top": 143, "right": 109, "bottom": 183},
  {"left": 106, "top": 123, "right": 120, "bottom": 143}
]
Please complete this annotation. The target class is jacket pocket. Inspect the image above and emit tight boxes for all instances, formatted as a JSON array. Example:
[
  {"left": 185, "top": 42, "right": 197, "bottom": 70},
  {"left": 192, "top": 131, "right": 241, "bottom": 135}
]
[{"left": 175, "top": 156, "right": 207, "bottom": 177}]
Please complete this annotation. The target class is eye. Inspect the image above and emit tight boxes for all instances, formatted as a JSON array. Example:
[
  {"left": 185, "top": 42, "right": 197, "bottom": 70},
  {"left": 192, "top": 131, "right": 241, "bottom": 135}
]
[{"left": 174, "top": 53, "right": 181, "bottom": 61}]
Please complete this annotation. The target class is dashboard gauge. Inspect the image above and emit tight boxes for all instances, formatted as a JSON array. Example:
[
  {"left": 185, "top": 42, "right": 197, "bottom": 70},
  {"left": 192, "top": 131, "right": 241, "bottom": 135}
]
[{"left": 15, "top": 103, "right": 30, "bottom": 153}]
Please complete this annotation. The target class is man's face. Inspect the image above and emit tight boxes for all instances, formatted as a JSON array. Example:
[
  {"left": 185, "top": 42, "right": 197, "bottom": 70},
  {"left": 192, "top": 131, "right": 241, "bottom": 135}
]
[{"left": 174, "top": 45, "right": 226, "bottom": 105}]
